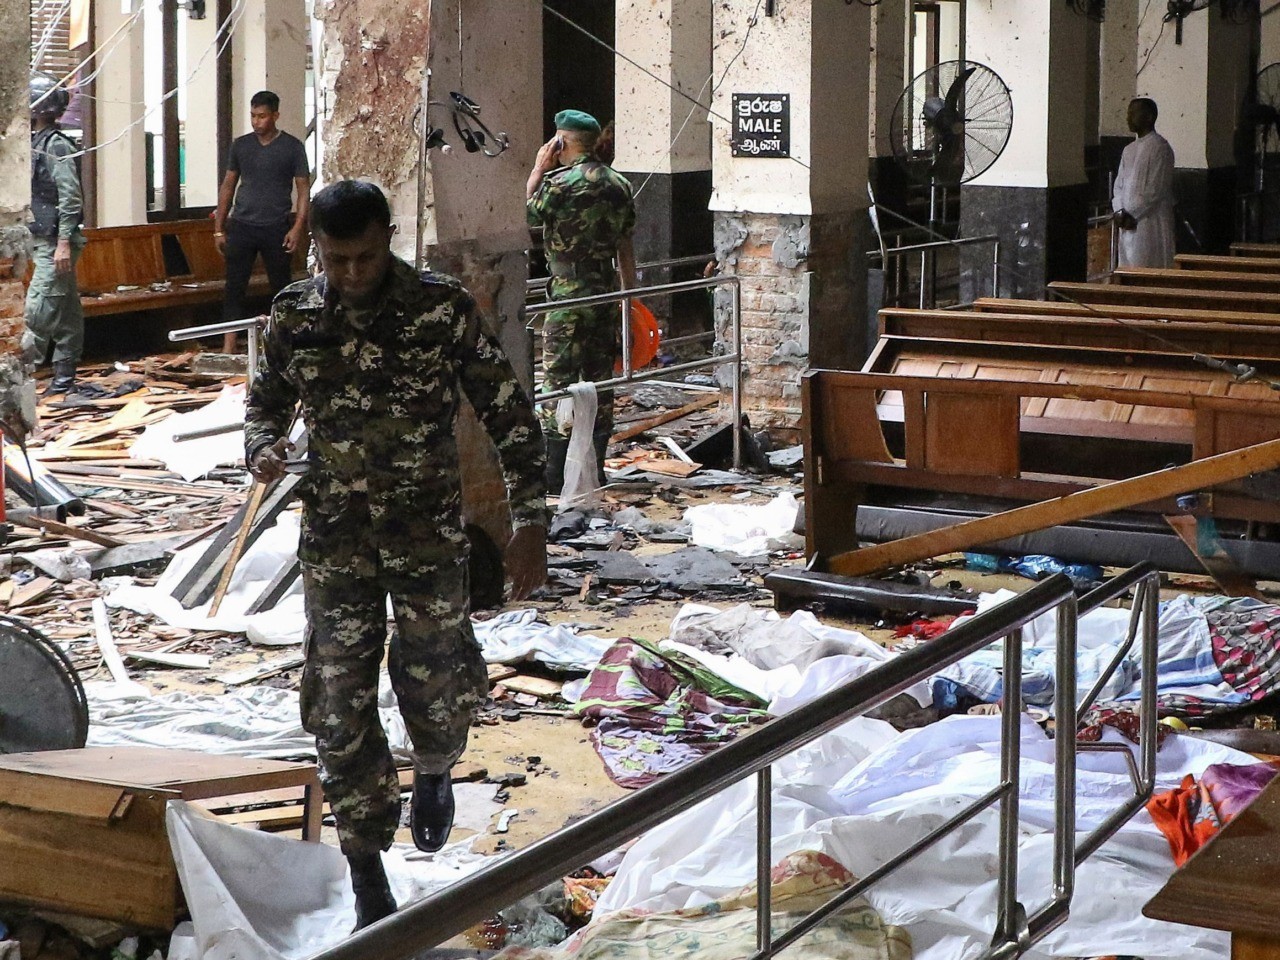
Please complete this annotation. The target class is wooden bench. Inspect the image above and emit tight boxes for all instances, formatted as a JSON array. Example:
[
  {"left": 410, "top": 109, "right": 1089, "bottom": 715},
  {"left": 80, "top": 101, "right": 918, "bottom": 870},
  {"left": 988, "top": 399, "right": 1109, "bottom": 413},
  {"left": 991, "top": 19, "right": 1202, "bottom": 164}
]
[
  {"left": 877, "top": 307, "right": 1280, "bottom": 360},
  {"left": 1047, "top": 281, "right": 1280, "bottom": 314},
  {"left": 1112, "top": 267, "right": 1280, "bottom": 294},
  {"left": 1175, "top": 254, "right": 1280, "bottom": 275},
  {"left": 77, "top": 219, "right": 304, "bottom": 319},
  {"left": 972, "top": 296, "right": 1280, "bottom": 326},
  {"left": 1231, "top": 242, "right": 1280, "bottom": 258}
]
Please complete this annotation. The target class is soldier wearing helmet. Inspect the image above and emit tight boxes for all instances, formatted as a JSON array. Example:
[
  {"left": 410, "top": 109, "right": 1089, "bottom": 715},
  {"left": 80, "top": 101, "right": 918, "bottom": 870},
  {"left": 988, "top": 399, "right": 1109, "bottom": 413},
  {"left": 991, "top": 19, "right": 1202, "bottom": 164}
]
[{"left": 27, "top": 72, "right": 85, "bottom": 396}]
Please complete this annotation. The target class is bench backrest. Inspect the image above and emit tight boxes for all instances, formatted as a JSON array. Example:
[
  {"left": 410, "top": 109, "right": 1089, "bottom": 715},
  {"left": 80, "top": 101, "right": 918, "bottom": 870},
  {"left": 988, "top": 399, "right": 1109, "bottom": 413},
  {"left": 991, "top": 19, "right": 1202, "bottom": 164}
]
[{"left": 78, "top": 220, "right": 227, "bottom": 294}]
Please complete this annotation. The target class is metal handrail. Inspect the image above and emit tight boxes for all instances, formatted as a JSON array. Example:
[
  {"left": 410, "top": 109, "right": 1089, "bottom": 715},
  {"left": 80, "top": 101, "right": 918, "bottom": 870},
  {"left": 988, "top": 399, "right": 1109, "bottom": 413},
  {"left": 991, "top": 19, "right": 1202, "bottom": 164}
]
[
  {"left": 526, "top": 252, "right": 715, "bottom": 292},
  {"left": 528, "top": 274, "right": 743, "bottom": 470},
  {"left": 869, "top": 234, "right": 1001, "bottom": 309},
  {"left": 311, "top": 573, "right": 1082, "bottom": 960}
]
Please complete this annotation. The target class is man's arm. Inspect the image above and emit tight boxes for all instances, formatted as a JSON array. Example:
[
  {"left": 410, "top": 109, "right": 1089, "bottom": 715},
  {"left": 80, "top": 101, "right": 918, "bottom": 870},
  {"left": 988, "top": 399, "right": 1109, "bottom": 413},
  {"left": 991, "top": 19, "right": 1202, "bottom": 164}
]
[
  {"left": 244, "top": 305, "right": 299, "bottom": 482},
  {"left": 455, "top": 294, "right": 548, "bottom": 598},
  {"left": 214, "top": 169, "right": 239, "bottom": 255},
  {"left": 285, "top": 175, "right": 310, "bottom": 254},
  {"left": 46, "top": 136, "right": 82, "bottom": 275}
]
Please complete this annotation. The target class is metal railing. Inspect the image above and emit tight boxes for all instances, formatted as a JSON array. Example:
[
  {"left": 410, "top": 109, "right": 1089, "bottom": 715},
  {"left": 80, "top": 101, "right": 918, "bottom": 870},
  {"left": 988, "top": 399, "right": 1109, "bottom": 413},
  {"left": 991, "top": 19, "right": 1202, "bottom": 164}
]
[
  {"left": 166, "top": 316, "right": 264, "bottom": 443},
  {"left": 528, "top": 273, "right": 742, "bottom": 470},
  {"left": 310, "top": 563, "right": 1163, "bottom": 960},
  {"left": 868, "top": 234, "right": 1001, "bottom": 309}
]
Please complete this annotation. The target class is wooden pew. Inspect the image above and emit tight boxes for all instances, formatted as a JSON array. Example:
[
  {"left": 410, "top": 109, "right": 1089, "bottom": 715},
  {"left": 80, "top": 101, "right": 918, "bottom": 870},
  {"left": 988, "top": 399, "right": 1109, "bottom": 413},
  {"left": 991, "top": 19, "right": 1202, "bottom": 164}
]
[
  {"left": 1112, "top": 267, "right": 1280, "bottom": 294},
  {"left": 1231, "top": 242, "right": 1280, "bottom": 258},
  {"left": 1175, "top": 254, "right": 1280, "bottom": 275},
  {"left": 877, "top": 307, "right": 1280, "bottom": 360},
  {"left": 1047, "top": 281, "right": 1280, "bottom": 314},
  {"left": 801, "top": 366, "right": 1280, "bottom": 564},
  {"left": 77, "top": 219, "right": 304, "bottom": 319},
  {"left": 972, "top": 296, "right": 1280, "bottom": 326}
]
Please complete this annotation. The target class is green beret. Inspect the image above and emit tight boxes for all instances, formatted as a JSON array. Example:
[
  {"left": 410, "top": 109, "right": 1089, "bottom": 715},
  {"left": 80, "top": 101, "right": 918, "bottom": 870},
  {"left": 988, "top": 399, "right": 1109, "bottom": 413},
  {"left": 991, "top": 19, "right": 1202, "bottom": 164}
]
[{"left": 554, "top": 109, "right": 601, "bottom": 134}]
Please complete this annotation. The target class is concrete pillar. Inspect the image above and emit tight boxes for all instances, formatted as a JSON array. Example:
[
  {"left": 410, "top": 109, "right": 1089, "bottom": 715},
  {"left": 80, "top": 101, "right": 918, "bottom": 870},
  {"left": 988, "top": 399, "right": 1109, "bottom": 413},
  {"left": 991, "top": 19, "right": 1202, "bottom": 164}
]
[
  {"left": 183, "top": 13, "right": 221, "bottom": 207},
  {"left": 95, "top": 1, "right": 147, "bottom": 225},
  {"left": 316, "top": 0, "right": 540, "bottom": 547},
  {"left": 1097, "top": 0, "right": 1138, "bottom": 188},
  {"left": 0, "top": 0, "right": 32, "bottom": 420},
  {"left": 1137, "top": 8, "right": 1253, "bottom": 253},
  {"left": 232, "top": 0, "right": 308, "bottom": 142},
  {"left": 710, "top": 2, "right": 870, "bottom": 435},
  {"left": 868, "top": 0, "right": 909, "bottom": 214},
  {"left": 613, "top": 0, "right": 712, "bottom": 266},
  {"left": 960, "top": 2, "right": 1090, "bottom": 297}
]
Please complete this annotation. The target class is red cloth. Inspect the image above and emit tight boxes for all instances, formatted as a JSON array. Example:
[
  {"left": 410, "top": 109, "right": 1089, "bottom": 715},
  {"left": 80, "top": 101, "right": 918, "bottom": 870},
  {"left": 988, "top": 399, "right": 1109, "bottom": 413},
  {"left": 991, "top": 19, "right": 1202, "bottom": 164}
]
[{"left": 1146, "top": 761, "right": 1278, "bottom": 866}]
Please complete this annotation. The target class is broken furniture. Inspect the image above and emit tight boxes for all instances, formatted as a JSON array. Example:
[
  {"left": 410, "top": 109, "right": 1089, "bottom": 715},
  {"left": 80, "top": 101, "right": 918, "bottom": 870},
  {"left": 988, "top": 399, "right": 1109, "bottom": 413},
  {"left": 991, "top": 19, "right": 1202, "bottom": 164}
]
[
  {"left": 77, "top": 219, "right": 305, "bottom": 321},
  {"left": 0, "top": 747, "right": 323, "bottom": 929},
  {"left": 0, "top": 614, "right": 88, "bottom": 753},
  {"left": 1144, "top": 772, "right": 1280, "bottom": 959},
  {"left": 801, "top": 299, "right": 1280, "bottom": 577}
]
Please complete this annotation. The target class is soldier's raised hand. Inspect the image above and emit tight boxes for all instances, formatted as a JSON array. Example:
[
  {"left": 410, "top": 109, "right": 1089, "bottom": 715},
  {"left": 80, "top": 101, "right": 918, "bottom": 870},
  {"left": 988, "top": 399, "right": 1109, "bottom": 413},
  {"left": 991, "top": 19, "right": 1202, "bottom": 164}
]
[{"left": 249, "top": 436, "right": 294, "bottom": 484}]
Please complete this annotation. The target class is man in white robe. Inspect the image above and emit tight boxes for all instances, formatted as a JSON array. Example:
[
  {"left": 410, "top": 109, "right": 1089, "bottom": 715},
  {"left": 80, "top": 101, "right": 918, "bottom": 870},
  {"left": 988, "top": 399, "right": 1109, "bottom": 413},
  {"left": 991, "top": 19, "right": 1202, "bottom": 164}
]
[{"left": 1112, "top": 97, "right": 1177, "bottom": 268}]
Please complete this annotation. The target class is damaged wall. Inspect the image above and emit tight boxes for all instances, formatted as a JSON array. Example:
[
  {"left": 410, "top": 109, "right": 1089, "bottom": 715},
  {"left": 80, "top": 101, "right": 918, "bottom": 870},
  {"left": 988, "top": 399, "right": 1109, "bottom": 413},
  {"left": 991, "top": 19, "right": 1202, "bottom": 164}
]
[
  {"left": 316, "top": 0, "right": 541, "bottom": 546},
  {"left": 709, "top": 2, "right": 869, "bottom": 436},
  {"left": 0, "top": 0, "right": 31, "bottom": 426}
]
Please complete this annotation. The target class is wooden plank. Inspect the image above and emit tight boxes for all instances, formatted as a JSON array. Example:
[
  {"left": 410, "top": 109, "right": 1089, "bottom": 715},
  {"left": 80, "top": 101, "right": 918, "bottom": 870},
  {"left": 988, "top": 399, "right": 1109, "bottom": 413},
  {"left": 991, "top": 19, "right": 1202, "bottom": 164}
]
[
  {"left": 609, "top": 395, "right": 720, "bottom": 443},
  {"left": 826, "top": 437, "right": 1280, "bottom": 576},
  {"left": 1164, "top": 515, "right": 1262, "bottom": 600},
  {"left": 502, "top": 675, "right": 564, "bottom": 699},
  {"left": 1175, "top": 254, "right": 1280, "bottom": 275},
  {"left": 10, "top": 514, "right": 126, "bottom": 548},
  {"left": 0, "top": 769, "right": 133, "bottom": 821},
  {"left": 209, "top": 481, "right": 267, "bottom": 616},
  {"left": 9, "top": 576, "right": 55, "bottom": 610},
  {"left": 1232, "top": 242, "right": 1280, "bottom": 258},
  {"left": 1048, "top": 282, "right": 1280, "bottom": 314},
  {"left": 1114, "top": 266, "right": 1280, "bottom": 293},
  {"left": 972, "top": 296, "right": 1280, "bottom": 328},
  {"left": 922, "top": 392, "right": 1019, "bottom": 477}
]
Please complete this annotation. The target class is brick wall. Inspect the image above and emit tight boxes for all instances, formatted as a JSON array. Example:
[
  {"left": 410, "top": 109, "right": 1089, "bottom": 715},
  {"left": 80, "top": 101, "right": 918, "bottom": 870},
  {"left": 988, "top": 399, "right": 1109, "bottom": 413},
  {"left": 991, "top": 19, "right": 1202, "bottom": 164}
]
[{"left": 713, "top": 209, "right": 864, "bottom": 438}]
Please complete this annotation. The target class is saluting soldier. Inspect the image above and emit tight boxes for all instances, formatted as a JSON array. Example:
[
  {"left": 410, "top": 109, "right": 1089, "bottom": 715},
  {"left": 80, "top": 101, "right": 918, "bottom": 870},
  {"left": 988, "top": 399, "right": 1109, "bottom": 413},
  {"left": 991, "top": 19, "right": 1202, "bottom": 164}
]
[
  {"left": 26, "top": 72, "right": 85, "bottom": 396},
  {"left": 244, "top": 180, "right": 548, "bottom": 931},
  {"left": 526, "top": 109, "right": 637, "bottom": 487}
]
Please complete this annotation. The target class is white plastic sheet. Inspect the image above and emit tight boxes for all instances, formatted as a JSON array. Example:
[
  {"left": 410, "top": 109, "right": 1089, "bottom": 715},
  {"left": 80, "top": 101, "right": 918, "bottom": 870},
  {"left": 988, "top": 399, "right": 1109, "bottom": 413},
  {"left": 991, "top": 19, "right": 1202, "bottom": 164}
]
[
  {"left": 85, "top": 673, "right": 411, "bottom": 760},
  {"left": 595, "top": 714, "right": 1249, "bottom": 960},
  {"left": 472, "top": 609, "right": 614, "bottom": 673},
  {"left": 105, "top": 512, "right": 307, "bottom": 645},
  {"left": 166, "top": 800, "right": 501, "bottom": 960},
  {"left": 684, "top": 492, "right": 802, "bottom": 556},
  {"left": 558, "top": 381, "right": 601, "bottom": 510},
  {"left": 129, "top": 385, "right": 248, "bottom": 482}
]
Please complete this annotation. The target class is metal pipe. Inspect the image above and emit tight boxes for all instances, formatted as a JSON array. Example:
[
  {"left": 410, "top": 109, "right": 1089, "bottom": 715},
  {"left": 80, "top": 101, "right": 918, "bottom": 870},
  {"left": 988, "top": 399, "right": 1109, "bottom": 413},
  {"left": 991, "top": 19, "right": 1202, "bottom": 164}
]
[
  {"left": 620, "top": 296, "right": 633, "bottom": 378},
  {"left": 756, "top": 766, "right": 773, "bottom": 957},
  {"left": 168, "top": 316, "right": 263, "bottom": 342},
  {"left": 172, "top": 422, "right": 242, "bottom": 443},
  {"left": 534, "top": 353, "right": 739, "bottom": 406},
  {"left": 865, "top": 234, "right": 1001, "bottom": 258},
  {"left": 1052, "top": 599, "right": 1078, "bottom": 907},
  {"left": 309, "top": 575, "right": 1075, "bottom": 960},
  {"left": 247, "top": 324, "right": 258, "bottom": 387},
  {"left": 1140, "top": 577, "right": 1160, "bottom": 793},
  {"left": 993, "top": 627, "right": 1026, "bottom": 949},
  {"left": 527, "top": 275, "right": 733, "bottom": 315},
  {"left": 991, "top": 240, "right": 1001, "bottom": 298}
]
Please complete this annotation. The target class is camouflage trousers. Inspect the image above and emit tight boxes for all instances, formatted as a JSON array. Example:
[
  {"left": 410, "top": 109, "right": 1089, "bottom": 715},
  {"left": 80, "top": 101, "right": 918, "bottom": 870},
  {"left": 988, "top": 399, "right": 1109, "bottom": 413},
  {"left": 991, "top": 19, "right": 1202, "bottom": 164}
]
[
  {"left": 25, "top": 235, "right": 85, "bottom": 366},
  {"left": 299, "top": 559, "right": 488, "bottom": 857},
  {"left": 541, "top": 293, "right": 620, "bottom": 438}
]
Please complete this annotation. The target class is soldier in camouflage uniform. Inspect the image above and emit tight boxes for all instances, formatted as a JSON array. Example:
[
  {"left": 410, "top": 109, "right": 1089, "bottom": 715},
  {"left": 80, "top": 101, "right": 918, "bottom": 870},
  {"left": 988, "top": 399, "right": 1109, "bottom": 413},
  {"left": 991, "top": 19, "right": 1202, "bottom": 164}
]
[
  {"left": 526, "top": 109, "right": 637, "bottom": 486},
  {"left": 26, "top": 73, "right": 85, "bottom": 395},
  {"left": 244, "top": 180, "right": 548, "bottom": 931}
]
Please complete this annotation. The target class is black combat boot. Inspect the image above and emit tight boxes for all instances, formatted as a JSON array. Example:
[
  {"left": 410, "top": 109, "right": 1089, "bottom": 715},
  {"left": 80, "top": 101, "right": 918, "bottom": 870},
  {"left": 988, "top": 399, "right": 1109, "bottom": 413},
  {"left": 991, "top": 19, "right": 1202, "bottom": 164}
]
[
  {"left": 348, "top": 852, "right": 397, "bottom": 931},
  {"left": 46, "top": 360, "right": 76, "bottom": 395},
  {"left": 409, "top": 771, "right": 455, "bottom": 853},
  {"left": 545, "top": 433, "right": 569, "bottom": 495}
]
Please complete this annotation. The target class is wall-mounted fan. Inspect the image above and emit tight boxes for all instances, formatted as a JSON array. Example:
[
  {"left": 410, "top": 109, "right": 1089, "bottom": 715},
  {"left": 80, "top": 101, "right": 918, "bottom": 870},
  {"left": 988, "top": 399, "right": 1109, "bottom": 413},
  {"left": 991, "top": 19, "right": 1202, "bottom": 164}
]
[{"left": 889, "top": 60, "right": 1013, "bottom": 224}]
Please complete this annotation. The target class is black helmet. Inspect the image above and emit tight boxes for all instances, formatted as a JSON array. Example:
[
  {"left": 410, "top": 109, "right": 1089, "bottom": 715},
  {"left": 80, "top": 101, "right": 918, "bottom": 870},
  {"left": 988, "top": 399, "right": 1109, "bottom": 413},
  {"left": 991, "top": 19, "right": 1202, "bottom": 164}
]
[{"left": 30, "top": 72, "right": 70, "bottom": 120}]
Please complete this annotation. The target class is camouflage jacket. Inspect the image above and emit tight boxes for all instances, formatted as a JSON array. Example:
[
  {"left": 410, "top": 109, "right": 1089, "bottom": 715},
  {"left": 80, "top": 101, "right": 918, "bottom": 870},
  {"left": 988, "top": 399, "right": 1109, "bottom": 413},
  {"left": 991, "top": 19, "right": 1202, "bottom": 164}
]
[
  {"left": 244, "top": 256, "right": 547, "bottom": 578},
  {"left": 527, "top": 156, "right": 635, "bottom": 293}
]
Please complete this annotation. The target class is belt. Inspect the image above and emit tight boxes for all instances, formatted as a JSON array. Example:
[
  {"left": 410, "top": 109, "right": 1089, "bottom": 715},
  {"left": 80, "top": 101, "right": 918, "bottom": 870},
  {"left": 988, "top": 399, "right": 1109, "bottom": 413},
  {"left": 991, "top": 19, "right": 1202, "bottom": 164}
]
[{"left": 548, "top": 258, "right": 614, "bottom": 280}]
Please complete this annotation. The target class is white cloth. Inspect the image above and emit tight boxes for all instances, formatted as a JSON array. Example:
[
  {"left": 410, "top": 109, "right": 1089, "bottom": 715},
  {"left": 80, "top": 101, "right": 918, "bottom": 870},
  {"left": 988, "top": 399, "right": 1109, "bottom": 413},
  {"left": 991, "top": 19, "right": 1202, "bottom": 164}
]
[{"left": 1113, "top": 130, "right": 1176, "bottom": 268}]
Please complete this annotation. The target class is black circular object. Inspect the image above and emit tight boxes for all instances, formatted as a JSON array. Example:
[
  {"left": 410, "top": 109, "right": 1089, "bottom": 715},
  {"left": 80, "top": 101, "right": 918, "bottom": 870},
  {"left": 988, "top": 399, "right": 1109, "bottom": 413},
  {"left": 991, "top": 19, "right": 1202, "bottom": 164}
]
[{"left": 0, "top": 614, "right": 88, "bottom": 754}]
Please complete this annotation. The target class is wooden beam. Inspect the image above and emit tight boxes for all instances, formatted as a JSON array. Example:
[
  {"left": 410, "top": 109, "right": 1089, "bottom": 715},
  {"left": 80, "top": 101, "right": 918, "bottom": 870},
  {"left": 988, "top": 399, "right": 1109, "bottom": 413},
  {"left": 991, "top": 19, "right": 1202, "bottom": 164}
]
[
  {"left": 609, "top": 395, "right": 719, "bottom": 443},
  {"left": 827, "top": 438, "right": 1280, "bottom": 577}
]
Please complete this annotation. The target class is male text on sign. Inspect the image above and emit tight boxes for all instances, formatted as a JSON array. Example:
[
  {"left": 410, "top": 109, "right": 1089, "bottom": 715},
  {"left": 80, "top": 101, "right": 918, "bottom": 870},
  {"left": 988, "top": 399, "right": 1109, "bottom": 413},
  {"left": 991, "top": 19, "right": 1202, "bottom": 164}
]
[{"left": 732, "top": 93, "right": 791, "bottom": 159}]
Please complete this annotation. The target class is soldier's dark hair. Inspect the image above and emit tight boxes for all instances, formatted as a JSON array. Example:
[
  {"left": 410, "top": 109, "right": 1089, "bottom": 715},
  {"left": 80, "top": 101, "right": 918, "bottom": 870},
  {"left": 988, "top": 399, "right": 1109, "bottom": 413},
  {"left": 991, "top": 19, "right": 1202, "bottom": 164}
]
[
  {"left": 1131, "top": 97, "right": 1158, "bottom": 122},
  {"left": 309, "top": 180, "right": 392, "bottom": 239},
  {"left": 250, "top": 90, "right": 280, "bottom": 112}
]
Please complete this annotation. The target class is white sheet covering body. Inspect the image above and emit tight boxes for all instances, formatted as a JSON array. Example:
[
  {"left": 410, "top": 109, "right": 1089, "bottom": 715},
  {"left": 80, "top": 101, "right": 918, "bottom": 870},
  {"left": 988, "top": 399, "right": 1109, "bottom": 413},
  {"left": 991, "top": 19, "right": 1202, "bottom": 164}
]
[{"left": 1112, "top": 130, "right": 1176, "bottom": 268}]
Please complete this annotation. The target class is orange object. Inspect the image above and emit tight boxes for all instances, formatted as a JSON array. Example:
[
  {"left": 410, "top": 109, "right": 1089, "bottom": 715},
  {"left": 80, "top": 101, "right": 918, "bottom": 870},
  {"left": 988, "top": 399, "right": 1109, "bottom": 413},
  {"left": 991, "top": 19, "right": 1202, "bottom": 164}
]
[{"left": 616, "top": 299, "right": 660, "bottom": 373}]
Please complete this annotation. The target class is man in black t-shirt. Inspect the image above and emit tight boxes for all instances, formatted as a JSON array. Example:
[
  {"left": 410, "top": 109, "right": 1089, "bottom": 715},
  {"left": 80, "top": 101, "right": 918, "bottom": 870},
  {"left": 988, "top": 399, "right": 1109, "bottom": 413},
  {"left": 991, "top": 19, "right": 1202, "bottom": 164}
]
[{"left": 214, "top": 90, "right": 310, "bottom": 353}]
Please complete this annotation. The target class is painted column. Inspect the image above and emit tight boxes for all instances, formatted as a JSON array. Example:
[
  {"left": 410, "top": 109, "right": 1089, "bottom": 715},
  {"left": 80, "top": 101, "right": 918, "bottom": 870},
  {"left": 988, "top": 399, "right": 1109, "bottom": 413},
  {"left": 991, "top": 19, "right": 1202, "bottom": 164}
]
[
  {"left": 1137, "top": 7, "right": 1253, "bottom": 252},
  {"left": 709, "top": 1, "right": 871, "bottom": 435},
  {"left": 316, "top": 0, "right": 540, "bottom": 551},
  {"left": 94, "top": 0, "right": 147, "bottom": 225},
  {"left": 868, "top": 0, "right": 909, "bottom": 214},
  {"left": 960, "top": 1, "right": 1090, "bottom": 297},
  {"left": 613, "top": 0, "right": 713, "bottom": 266},
  {"left": 183, "top": 12, "right": 222, "bottom": 207},
  {"left": 232, "top": 0, "right": 308, "bottom": 142}
]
